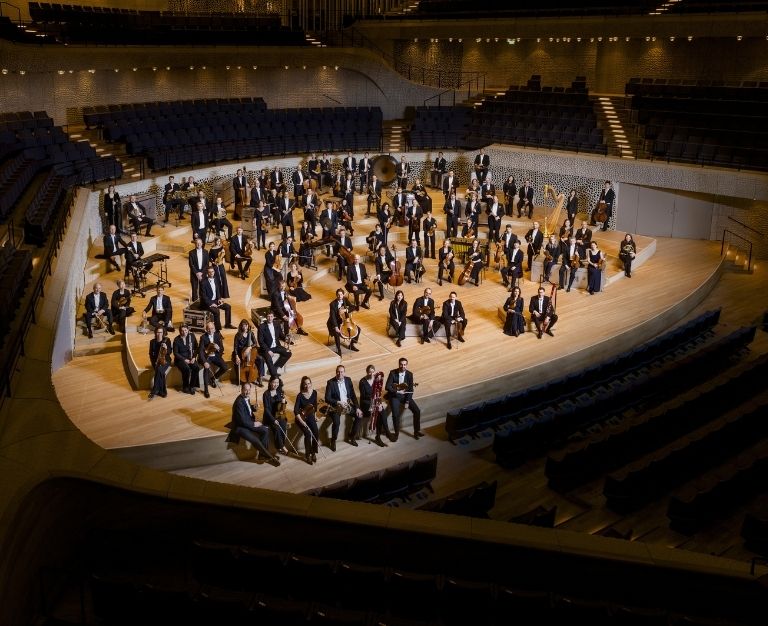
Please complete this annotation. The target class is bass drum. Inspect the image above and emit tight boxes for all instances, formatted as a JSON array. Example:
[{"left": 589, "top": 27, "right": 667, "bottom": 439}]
[{"left": 371, "top": 155, "right": 398, "bottom": 185}]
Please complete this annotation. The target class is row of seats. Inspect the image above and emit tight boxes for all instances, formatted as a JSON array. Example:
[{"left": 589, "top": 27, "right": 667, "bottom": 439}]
[
  {"left": 445, "top": 308, "right": 721, "bottom": 443},
  {"left": 417, "top": 480, "right": 497, "bottom": 518},
  {"left": 627, "top": 77, "right": 768, "bottom": 101},
  {"left": 410, "top": 106, "right": 471, "bottom": 150},
  {"left": 603, "top": 349, "right": 764, "bottom": 513},
  {"left": 546, "top": 353, "right": 768, "bottom": 489},
  {"left": 668, "top": 413, "right": 768, "bottom": 535},
  {"left": 24, "top": 174, "right": 71, "bottom": 246},
  {"left": 0, "top": 154, "right": 40, "bottom": 222},
  {"left": 303, "top": 453, "right": 437, "bottom": 504},
  {"left": 0, "top": 244, "right": 33, "bottom": 338},
  {"left": 494, "top": 325, "right": 757, "bottom": 470},
  {"left": 0, "top": 110, "right": 53, "bottom": 132}
]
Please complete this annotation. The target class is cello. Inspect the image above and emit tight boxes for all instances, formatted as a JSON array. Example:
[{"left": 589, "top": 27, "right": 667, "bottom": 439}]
[
  {"left": 457, "top": 257, "right": 473, "bottom": 286},
  {"left": 389, "top": 244, "right": 404, "bottom": 287},
  {"left": 239, "top": 330, "right": 260, "bottom": 385}
]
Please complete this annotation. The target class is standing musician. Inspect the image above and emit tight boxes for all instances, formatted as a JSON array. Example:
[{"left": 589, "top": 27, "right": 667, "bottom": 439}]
[
  {"left": 258, "top": 310, "right": 292, "bottom": 378},
  {"left": 441, "top": 291, "right": 467, "bottom": 351},
  {"left": 373, "top": 244, "right": 393, "bottom": 301},
  {"left": 543, "top": 234, "right": 560, "bottom": 283},
  {"left": 307, "top": 154, "right": 321, "bottom": 190},
  {"left": 84, "top": 282, "right": 115, "bottom": 338},
  {"left": 405, "top": 238, "right": 424, "bottom": 284},
  {"left": 125, "top": 194, "right": 154, "bottom": 236},
  {"left": 503, "top": 286, "right": 526, "bottom": 337},
  {"left": 324, "top": 364, "right": 364, "bottom": 450},
  {"left": 304, "top": 186, "right": 319, "bottom": 234},
  {"left": 262, "top": 376, "right": 289, "bottom": 455},
  {"left": 586, "top": 241, "right": 605, "bottom": 295},
  {"left": 343, "top": 151, "right": 357, "bottom": 181},
  {"left": 437, "top": 239, "right": 455, "bottom": 286},
  {"left": 291, "top": 166, "right": 306, "bottom": 209},
  {"left": 502, "top": 224, "right": 519, "bottom": 261},
  {"left": 359, "top": 364, "right": 394, "bottom": 447},
  {"left": 560, "top": 235, "right": 585, "bottom": 293},
  {"left": 211, "top": 195, "right": 233, "bottom": 241},
  {"left": 142, "top": 286, "right": 173, "bottom": 332},
  {"left": 271, "top": 278, "right": 309, "bottom": 336},
  {"left": 191, "top": 200, "right": 208, "bottom": 243},
  {"left": 328, "top": 288, "right": 360, "bottom": 356},
  {"left": 431, "top": 151, "right": 447, "bottom": 188},
  {"left": 529, "top": 286, "right": 558, "bottom": 339},
  {"left": 251, "top": 200, "right": 269, "bottom": 251},
  {"left": 501, "top": 240, "right": 524, "bottom": 289},
  {"left": 406, "top": 198, "right": 423, "bottom": 245},
  {"left": 332, "top": 169, "right": 344, "bottom": 198},
  {"left": 276, "top": 190, "right": 295, "bottom": 240},
  {"left": 392, "top": 187, "right": 408, "bottom": 226},
  {"left": 263, "top": 241, "right": 281, "bottom": 295},
  {"left": 565, "top": 189, "right": 579, "bottom": 224},
  {"left": 592, "top": 180, "right": 615, "bottom": 231},
  {"left": 232, "top": 168, "right": 248, "bottom": 220},
  {"left": 110, "top": 279, "right": 134, "bottom": 333},
  {"left": 148, "top": 327, "right": 172, "bottom": 399},
  {"left": 333, "top": 228, "right": 354, "bottom": 282},
  {"left": 270, "top": 167, "right": 286, "bottom": 195},
  {"left": 104, "top": 184, "right": 122, "bottom": 230},
  {"left": 620, "top": 233, "right": 637, "bottom": 277},
  {"left": 209, "top": 236, "right": 230, "bottom": 299},
  {"left": 502, "top": 175, "right": 517, "bottom": 216},
  {"left": 346, "top": 254, "right": 372, "bottom": 311},
  {"left": 574, "top": 220, "right": 593, "bottom": 248},
  {"left": 388, "top": 289, "right": 408, "bottom": 347},
  {"left": 249, "top": 179, "right": 268, "bottom": 217},
  {"left": 525, "top": 221, "right": 544, "bottom": 272},
  {"left": 412, "top": 177, "right": 432, "bottom": 214},
  {"left": 378, "top": 202, "right": 394, "bottom": 240},
  {"left": 342, "top": 173, "right": 355, "bottom": 209},
  {"left": 385, "top": 358, "right": 422, "bottom": 440},
  {"left": 367, "top": 174, "right": 382, "bottom": 217},
  {"left": 173, "top": 324, "right": 201, "bottom": 395},
  {"left": 444, "top": 192, "right": 462, "bottom": 238},
  {"left": 481, "top": 173, "right": 496, "bottom": 205},
  {"left": 226, "top": 383, "right": 280, "bottom": 467},
  {"left": 201, "top": 266, "right": 234, "bottom": 331},
  {"left": 410, "top": 287, "right": 439, "bottom": 344},
  {"left": 473, "top": 148, "right": 490, "bottom": 183},
  {"left": 422, "top": 209, "right": 437, "bottom": 259},
  {"left": 367, "top": 223, "right": 387, "bottom": 254},
  {"left": 466, "top": 239, "right": 484, "bottom": 285},
  {"left": 442, "top": 170, "right": 458, "bottom": 200},
  {"left": 396, "top": 155, "right": 411, "bottom": 190},
  {"left": 319, "top": 153, "right": 331, "bottom": 190},
  {"left": 188, "top": 237, "right": 209, "bottom": 303},
  {"left": 103, "top": 224, "right": 127, "bottom": 273},
  {"left": 462, "top": 195, "right": 481, "bottom": 238},
  {"left": 358, "top": 152, "right": 371, "bottom": 195},
  {"left": 298, "top": 221, "right": 316, "bottom": 268},
  {"left": 233, "top": 319, "right": 265, "bottom": 388},
  {"left": 486, "top": 194, "right": 502, "bottom": 243},
  {"left": 517, "top": 179, "right": 535, "bottom": 219},
  {"left": 294, "top": 376, "right": 319, "bottom": 465},
  {"left": 278, "top": 236, "right": 297, "bottom": 281},
  {"left": 199, "top": 320, "right": 228, "bottom": 398},
  {"left": 228, "top": 226, "right": 252, "bottom": 280}
]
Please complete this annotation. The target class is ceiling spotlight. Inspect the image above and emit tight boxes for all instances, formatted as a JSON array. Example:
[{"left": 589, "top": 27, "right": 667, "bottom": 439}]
[
  {"left": 322, "top": 65, "right": 327, "bottom": 70},
  {"left": 284, "top": 65, "right": 289, "bottom": 70},
  {"left": 114, "top": 68, "right": 119, "bottom": 72},
  {"left": 302, "top": 65, "right": 306, "bottom": 70},
  {"left": 590, "top": 37, "right": 595, "bottom": 43},
  {"left": 457, "top": 38, "right": 462, "bottom": 42},
  {"left": 448, "top": 37, "right": 453, "bottom": 42},
  {"left": 132, "top": 67, "right": 137, "bottom": 71},
  {"left": 189, "top": 65, "right": 194, "bottom": 70},
  {"left": 68, "top": 70, "right": 73, "bottom": 74},
  {"left": 201, "top": 65, "right": 206, "bottom": 70},
  {"left": 737, "top": 35, "right": 743, "bottom": 41},
  {"left": 1, "top": 69, "right": 7, "bottom": 75},
  {"left": 165, "top": 66, "right": 170, "bottom": 70},
  {"left": 625, "top": 36, "right": 630, "bottom": 42},
  {"left": 688, "top": 35, "right": 693, "bottom": 41},
  {"left": 597, "top": 36, "right": 603, "bottom": 42},
  {"left": 252, "top": 65, "right": 257, "bottom": 69},
  {"left": 414, "top": 37, "right": 418, "bottom": 42},
  {"left": 236, "top": 65, "right": 241, "bottom": 70},
  {"left": 19, "top": 70, "right": 25, "bottom": 75},
  {"left": 652, "top": 36, "right": 656, "bottom": 41},
  {"left": 494, "top": 37, "right": 498, "bottom": 43},
  {"left": 334, "top": 65, "right": 339, "bottom": 70},
  {"left": 57, "top": 70, "right": 64, "bottom": 75},
  {"left": 87, "top": 68, "right": 95, "bottom": 74},
  {"left": 226, "top": 65, "right": 230, "bottom": 70},
  {"left": 556, "top": 38, "right": 560, "bottom": 43},
  {"left": 577, "top": 37, "right": 582, "bottom": 42},
  {"left": 645, "top": 36, "right": 650, "bottom": 41},
  {"left": 549, "top": 37, "right": 553, "bottom": 42},
  {"left": 669, "top": 36, "right": 675, "bottom": 42},
  {"left": 536, "top": 38, "right": 541, "bottom": 43}
]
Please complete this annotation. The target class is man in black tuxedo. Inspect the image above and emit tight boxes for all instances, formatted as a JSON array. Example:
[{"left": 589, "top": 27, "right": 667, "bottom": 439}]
[
  {"left": 125, "top": 194, "right": 154, "bottom": 236},
  {"left": 307, "top": 154, "right": 321, "bottom": 189},
  {"left": 529, "top": 286, "right": 558, "bottom": 339},
  {"left": 328, "top": 288, "right": 360, "bottom": 356},
  {"left": 409, "top": 287, "right": 439, "bottom": 343},
  {"left": 559, "top": 235, "right": 585, "bottom": 292},
  {"left": 385, "top": 357, "right": 422, "bottom": 440},
  {"left": 110, "top": 279, "right": 134, "bottom": 333},
  {"left": 444, "top": 192, "right": 461, "bottom": 238},
  {"left": 84, "top": 283, "right": 114, "bottom": 338},
  {"left": 275, "top": 190, "right": 295, "bottom": 240},
  {"left": 232, "top": 168, "right": 248, "bottom": 219},
  {"left": 441, "top": 291, "right": 467, "bottom": 351},
  {"left": 163, "top": 175, "right": 181, "bottom": 222},
  {"left": 474, "top": 148, "right": 490, "bottom": 183},
  {"left": 249, "top": 180, "right": 266, "bottom": 212},
  {"left": 525, "top": 221, "right": 544, "bottom": 272},
  {"left": 396, "top": 155, "right": 411, "bottom": 190},
  {"left": 228, "top": 226, "right": 252, "bottom": 279},
  {"left": 431, "top": 151, "right": 447, "bottom": 188},
  {"left": 199, "top": 320, "right": 228, "bottom": 398},
  {"left": 257, "top": 311, "right": 292, "bottom": 377},
  {"left": 201, "top": 266, "right": 234, "bottom": 331},
  {"left": 188, "top": 238, "right": 208, "bottom": 302},
  {"left": 148, "top": 327, "right": 172, "bottom": 399},
  {"left": 102, "top": 224, "right": 127, "bottom": 273},
  {"left": 343, "top": 152, "right": 357, "bottom": 181},
  {"left": 502, "top": 240, "right": 524, "bottom": 289},
  {"left": 270, "top": 279, "right": 308, "bottom": 336},
  {"left": 517, "top": 180, "right": 535, "bottom": 219},
  {"left": 270, "top": 167, "right": 285, "bottom": 194},
  {"left": 333, "top": 228, "right": 354, "bottom": 282},
  {"left": 405, "top": 239, "right": 423, "bottom": 284},
  {"left": 501, "top": 225, "right": 519, "bottom": 261},
  {"left": 346, "top": 254, "right": 372, "bottom": 310},
  {"left": 291, "top": 167, "right": 306, "bottom": 209},
  {"left": 172, "top": 324, "right": 200, "bottom": 395},
  {"left": 324, "top": 364, "right": 364, "bottom": 450},
  {"left": 574, "top": 220, "right": 593, "bottom": 248},
  {"left": 142, "top": 286, "right": 173, "bottom": 331},
  {"left": 592, "top": 180, "right": 616, "bottom": 231},
  {"left": 367, "top": 174, "right": 382, "bottom": 216},
  {"left": 211, "top": 195, "right": 233, "bottom": 241},
  {"left": 225, "top": 383, "right": 280, "bottom": 466},
  {"left": 191, "top": 200, "right": 209, "bottom": 243},
  {"left": 124, "top": 232, "right": 145, "bottom": 280},
  {"left": 358, "top": 152, "right": 371, "bottom": 194},
  {"left": 442, "top": 170, "right": 458, "bottom": 199}
]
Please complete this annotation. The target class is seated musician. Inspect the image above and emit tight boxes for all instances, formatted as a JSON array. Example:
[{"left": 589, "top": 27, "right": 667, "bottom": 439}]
[
  {"left": 271, "top": 278, "right": 308, "bottom": 336},
  {"left": 211, "top": 195, "right": 233, "bottom": 240},
  {"left": 473, "top": 148, "right": 490, "bottom": 183},
  {"left": 201, "top": 266, "right": 234, "bottom": 331},
  {"left": 142, "top": 286, "right": 173, "bottom": 332},
  {"left": 501, "top": 224, "right": 519, "bottom": 262},
  {"left": 225, "top": 382, "right": 280, "bottom": 467},
  {"left": 543, "top": 234, "right": 560, "bottom": 283},
  {"left": 481, "top": 173, "right": 496, "bottom": 205},
  {"left": 287, "top": 262, "right": 311, "bottom": 302},
  {"left": 125, "top": 194, "right": 154, "bottom": 236},
  {"left": 467, "top": 239, "right": 484, "bottom": 285},
  {"left": 529, "top": 286, "right": 558, "bottom": 339},
  {"left": 84, "top": 282, "right": 115, "bottom": 338},
  {"left": 404, "top": 238, "right": 423, "bottom": 284},
  {"left": 437, "top": 240, "right": 455, "bottom": 287},
  {"left": 392, "top": 187, "right": 408, "bottom": 220},
  {"left": 103, "top": 224, "right": 127, "bottom": 273},
  {"left": 324, "top": 364, "right": 364, "bottom": 450},
  {"left": 262, "top": 376, "right": 288, "bottom": 454},
  {"left": 373, "top": 244, "right": 393, "bottom": 301},
  {"left": 441, "top": 291, "right": 467, "bottom": 351},
  {"left": 501, "top": 240, "right": 524, "bottom": 289},
  {"left": 385, "top": 357, "right": 422, "bottom": 440},
  {"left": 525, "top": 221, "right": 544, "bottom": 272},
  {"left": 409, "top": 287, "right": 440, "bottom": 344},
  {"left": 232, "top": 319, "right": 264, "bottom": 387},
  {"left": 257, "top": 311, "right": 293, "bottom": 377},
  {"left": 389, "top": 289, "right": 407, "bottom": 347},
  {"left": 334, "top": 228, "right": 354, "bottom": 282},
  {"left": 124, "top": 232, "right": 147, "bottom": 281},
  {"left": 412, "top": 177, "right": 432, "bottom": 214},
  {"left": 337, "top": 198, "right": 354, "bottom": 235},
  {"left": 228, "top": 226, "right": 252, "bottom": 280},
  {"left": 346, "top": 254, "right": 372, "bottom": 310},
  {"left": 560, "top": 218, "right": 574, "bottom": 241},
  {"left": 359, "top": 364, "right": 394, "bottom": 446},
  {"left": 503, "top": 286, "right": 526, "bottom": 337},
  {"left": 367, "top": 223, "right": 386, "bottom": 254},
  {"left": 298, "top": 221, "right": 315, "bottom": 268},
  {"left": 574, "top": 220, "right": 593, "bottom": 247},
  {"left": 517, "top": 180, "right": 534, "bottom": 219},
  {"left": 148, "top": 327, "right": 172, "bottom": 399},
  {"left": 462, "top": 204, "right": 480, "bottom": 238},
  {"left": 199, "top": 320, "right": 228, "bottom": 398},
  {"left": 328, "top": 288, "right": 360, "bottom": 357},
  {"left": 620, "top": 233, "right": 637, "bottom": 278},
  {"left": 110, "top": 279, "right": 134, "bottom": 333},
  {"left": 559, "top": 235, "right": 585, "bottom": 293},
  {"left": 173, "top": 324, "right": 201, "bottom": 395}
]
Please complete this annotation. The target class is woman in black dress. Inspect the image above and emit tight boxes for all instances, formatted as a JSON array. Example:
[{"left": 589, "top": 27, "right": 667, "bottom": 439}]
[
  {"left": 208, "top": 236, "right": 230, "bottom": 298},
  {"left": 502, "top": 176, "right": 517, "bottom": 216},
  {"left": 587, "top": 241, "right": 605, "bottom": 295},
  {"left": 286, "top": 262, "right": 311, "bottom": 302},
  {"left": 388, "top": 289, "right": 408, "bottom": 347},
  {"left": 619, "top": 233, "right": 637, "bottom": 277},
  {"left": 294, "top": 375, "right": 319, "bottom": 465},
  {"left": 262, "top": 375, "right": 289, "bottom": 455},
  {"left": 565, "top": 189, "right": 578, "bottom": 224},
  {"left": 503, "top": 286, "right": 525, "bottom": 337}
]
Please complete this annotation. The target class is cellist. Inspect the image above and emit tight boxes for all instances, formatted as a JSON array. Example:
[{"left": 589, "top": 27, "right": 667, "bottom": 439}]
[
  {"left": 232, "top": 319, "right": 264, "bottom": 387},
  {"left": 327, "top": 288, "right": 360, "bottom": 357}
]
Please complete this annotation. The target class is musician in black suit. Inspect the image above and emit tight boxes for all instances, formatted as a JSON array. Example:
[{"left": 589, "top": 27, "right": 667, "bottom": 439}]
[
  {"left": 359, "top": 365, "right": 393, "bottom": 446},
  {"left": 84, "top": 283, "right": 114, "bottom": 338},
  {"left": 442, "top": 170, "right": 458, "bottom": 199},
  {"left": 199, "top": 320, "right": 228, "bottom": 398},
  {"left": 252, "top": 200, "right": 269, "bottom": 251},
  {"left": 473, "top": 148, "right": 490, "bottom": 183},
  {"left": 441, "top": 291, "right": 467, "bottom": 351},
  {"left": 211, "top": 195, "right": 233, "bottom": 241},
  {"left": 501, "top": 240, "right": 524, "bottom": 289},
  {"left": 257, "top": 311, "right": 292, "bottom": 377},
  {"left": 307, "top": 155, "right": 321, "bottom": 189},
  {"left": 431, "top": 151, "right": 447, "bottom": 188},
  {"left": 320, "top": 201, "right": 338, "bottom": 243},
  {"left": 270, "top": 279, "right": 309, "bottom": 336},
  {"left": 188, "top": 238, "right": 209, "bottom": 302},
  {"left": 324, "top": 364, "right": 364, "bottom": 450},
  {"left": 328, "top": 289, "right": 360, "bottom": 356},
  {"left": 358, "top": 152, "right": 371, "bottom": 194},
  {"left": 233, "top": 319, "right": 265, "bottom": 387},
  {"left": 517, "top": 180, "right": 535, "bottom": 219},
  {"left": 319, "top": 153, "right": 331, "bottom": 190},
  {"left": 405, "top": 239, "right": 423, "bottom": 283},
  {"left": 565, "top": 189, "right": 579, "bottom": 224},
  {"left": 501, "top": 225, "right": 519, "bottom": 261},
  {"left": 142, "top": 286, "right": 173, "bottom": 331},
  {"left": 191, "top": 200, "right": 208, "bottom": 243},
  {"left": 385, "top": 357, "right": 422, "bottom": 440},
  {"left": 201, "top": 266, "right": 234, "bottom": 331},
  {"left": 409, "top": 287, "right": 440, "bottom": 343},
  {"left": 291, "top": 167, "right": 306, "bottom": 208},
  {"left": 102, "top": 224, "right": 127, "bottom": 273},
  {"left": 559, "top": 235, "right": 585, "bottom": 292},
  {"left": 333, "top": 228, "right": 354, "bottom": 282},
  {"left": 233, "top": 168, "right": 248, "bottom": 218},
  {"left": 486, "top": 194, "right": 502, "bottom": 243},
  {"left": 228, "top": 226, "right": 252, "bottom": 280},
  {"left": 125, "top": 194, "right": 154, "bottom": 236},
  {"left": 574, "top": 221, "right": 593, "bottom": 247},
  {"left": 529, "top": 286, "right": 558, "bottom": 339},
  {"left": 249, "top": 180, "right": 267, "bottom": 216},
  {"left": 480, "top": 175, "right": 496, "bottom": 205},
  {"left": 270, "top": 167, "right": 286, "bottom": 193},
  {"left": 173, "top": 324, "right": 201, "bottom": 395},
  {"left": 148, "top": 326, "right": 172, "bottom": 399},
  {"left": 110, "top": 279, "right": 134, "bottom": 333},
  {"left": 422, "top": 209, "right": 437, "bottom": 259},
  {"left": 437, "top": 240, "right": 455, "bottom": 286},
  {"left": 525, "top": 221, "right": 544, "bottom": 272},
  {"left": 367, "top": 174, "right": 382, "bottom": 216},
  {"left": 503, "top": 286, "right": 526, "bottom": 337},
  {"left": 396, "top": 155, "right": 411, "bottom": 190},
  {"left": 374, "top": 245, "right": 393, "bottom": 301},
  {"left": 392, "top": 186, "right": 408, "bottom": 216},
  {"left": 275, "top": 190, "right": 295, "bottom": 240},
  {"left": 103, "top": 184, "right": 122, "bottom": 230},
  {"left": 123, "top": 232, "right": 145, "bottom": 280},
  {"left": 346, "top": 254, "right": 372, "bottom": 310},
  {"left": 343, "top": 152, "right": 357, "bottom": 180},
  {"left": 502, "top": 176, "right": 517, "bottom": 216},
  {"left": 162, "top": 176, "right": 181, "bottom": 222},
  {"left": 225, "top": 383, "right": 280, "bottom": 466},
  {"left": 592, "top": 180, "right": 616, "bottom": 231},
  {"left": 444, "top": 192, "right": 461, "bottom": 238}
]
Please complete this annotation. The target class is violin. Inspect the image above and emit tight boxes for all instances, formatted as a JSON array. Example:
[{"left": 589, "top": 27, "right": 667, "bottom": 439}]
[{"left": 389, "top": 244, "right": 404, "bottom": 287}]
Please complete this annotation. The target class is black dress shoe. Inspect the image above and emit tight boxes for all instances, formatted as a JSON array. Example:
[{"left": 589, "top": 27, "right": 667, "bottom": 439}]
[
  {"left": 414, "top": 431, "right": 424, "bottom": 439},
  {"left": 347, "top": 438, "right": 358, "bottom": 447},
  {"left": 546, "top": 329, "right": 554, "bottom": 337},
  {"left": 537, "top": 332, "right": 542, "bottom": 339},
  {"left": 148, "top": 393, "right": 154, "bottom": 400},
  {"left": 374, "top": 436, "right": 388, "bottom": 447},
  {"left": 396, "top": 339, "right": 401, "bottom": 347},
  {"left": 424, "top": 337, "right": 430, "bottom": 343},
  {"left": 349, "top": 344, "right": 359, "bottom": 352},
  {"left": 457, "top": 336, "right": 465, "bottom": 343},
  {"left": 438, "top": 279, "right": 442, "bottom": 286},
  {"left": 297, "top": 328, "right": 308, "bottom": 335},
  {"left": 269, "top": 457, "right": 281, "bottom": 467},
  {"left": 87, "top": 329, "right": 93, "bottom": 338},
  {"left": 305, "top": 454, "right": 313, "bottom": 465},
  {"left": 447, "top": 343, "right": 452, "bottom": 350},
  {"left": 361, "top": 302, "right": 370, "bottom": 310},
  {"left": 204, "top": 390, "right": 210, "bottom": 398},
  {"left": 329, "top": 439, "right": 336, "bottom": 451}
]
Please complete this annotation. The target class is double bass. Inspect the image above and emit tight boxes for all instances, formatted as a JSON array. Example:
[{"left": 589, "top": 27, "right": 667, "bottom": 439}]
[{"left": 389, "top": 244, "right": 404, "bottom": 287}]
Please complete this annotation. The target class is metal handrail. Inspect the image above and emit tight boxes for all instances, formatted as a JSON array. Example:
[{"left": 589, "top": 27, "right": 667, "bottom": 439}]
[
  {"left": 720, "top": 228, "right": 753, "bottom": 271},
  {"left": 727, "top": 215, "right": 765, "bottom": 238},
  {"left": 0, "top": 1, "right": 22, "bottom": 25},
  {"left": 423, "top": 73, "right": 487, "bottom": 107}
]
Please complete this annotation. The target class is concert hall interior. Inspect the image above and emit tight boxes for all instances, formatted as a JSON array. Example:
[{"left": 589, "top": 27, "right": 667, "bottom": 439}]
[{"left": 2, "top": 1, "right": 768, "bottom": 624}]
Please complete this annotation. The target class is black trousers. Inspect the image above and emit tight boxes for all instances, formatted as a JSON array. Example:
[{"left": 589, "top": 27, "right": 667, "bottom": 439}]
[
  {"left": 297, "top": 415, "right": 319, "bottom": 454},
  {"left": 174, "top": 358, "right": 200, "bottom": 389},
  {"left": 390, "top": 395, "right": 421, "bottom": 435},
  {"left": 234, "top": 426, "right": 271, "bottom": 458}
]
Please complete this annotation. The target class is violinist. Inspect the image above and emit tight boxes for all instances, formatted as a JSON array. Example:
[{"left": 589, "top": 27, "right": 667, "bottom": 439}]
[
  {"left": 294, "top": 376, "right": 319, "bottom": 465},
  {"left": 257, "top": 311, "right": 293, "bottom": 377},
  {"left": 324, "top": 364, "right": 364, "bottom": 450},
  {"left": 388, "top": 289, "right": 408, "bottom": 347},
  {"left": 409, "top": 287, "right": 439, "bottom": 344},
  {"left": 501, "top": 240, "right": 524, "bottom": 289},
  {"left": 422, "top": 209, "right": 437, "bottom": 259},
  {"left": 359, "top": 364, "right": 393, "bottom": 446},
  {"left": 173, "top": 324, "right": 201, "bottom": 395},
  {"left": 298, "top": 221, "right": 316, "bottom": 267},
  {"left": 503, "top": 286, "right": 526, "bottom": 337},
  {"left": 559, "top": 218, "right": 574, "bottom": 241},
  {"left": 287, "top": 262, "right": 311, "bottom": 302},
  {"left": 110, "top": 279, "right": 134, "bottom": 333},
  {"left": 373, "top": 245, "right": 393, "bottom": 301},
  {"left": 543, "top": 234, "right": 560, "bottom": 283},
  {"left": 226, "top": 383, "right": 280, "bottom": 467},
  {"left": 233, "top": 319, "right": 264, "bottom": 388},
  {"left": 148, "top": 326, "right": 172, "bottom": 400},
  {"left": 412, "top": 177, "right": 432, "bottom": 213},
  {"left": 328, "top": 288, "right": 360, "bottom": 356},
  {"left": 405, "top": 238, "right": 423, "bottom": 284},
  {"left": 199, "top": 320, "right": 228, "bottom": 398},
  {"left": 333, "top": 227, "right": 354, "bottom": 282},
  {"left": 574, "top": 220, "right": 593, "bottom": 248},
  {"left": 346, "top": 254, "right": 372, "bottom": 310},
  {"left": 559, "top": 235, "right": 585, "bottom": 293},
  {"left": 441, "top": 291, "right": 467, "bottom": 351},
  {"left": 262, "top": 376, "right": 289, "bottom": 455},
  {"left": 377, "top": 202, "right": 393, "bottom": 237},
  {"left": 502, "top": 175, "right": 517, "bottom": 216},
  {"left": 366, "top": 223, "right": 386, "bottom": 254},
  {"left": 619, "top": 233, "right": 637, "bottom": 277},
  {"left": 228, "top": 226, "right": 252, "bottom": 280},
  {"left": 385, "top": 357, "right": 422, "bottom": 440},
  {"left": 437, "top": 240, "right": 455, "bottom": 287}
]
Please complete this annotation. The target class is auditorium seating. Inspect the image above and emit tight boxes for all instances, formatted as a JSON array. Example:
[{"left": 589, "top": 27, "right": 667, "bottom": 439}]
[
  {"left": 417, "top": 480, "right": 497, "bottom": 518},
  {"left": 409, "top": 105, "right": 472, "bottom": 150},
  {"left": 445, "top": 309, "right": 721, "bottom": 443},
  {"left": 0, "top": 243, "right": 33, "bottom": 338}
]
